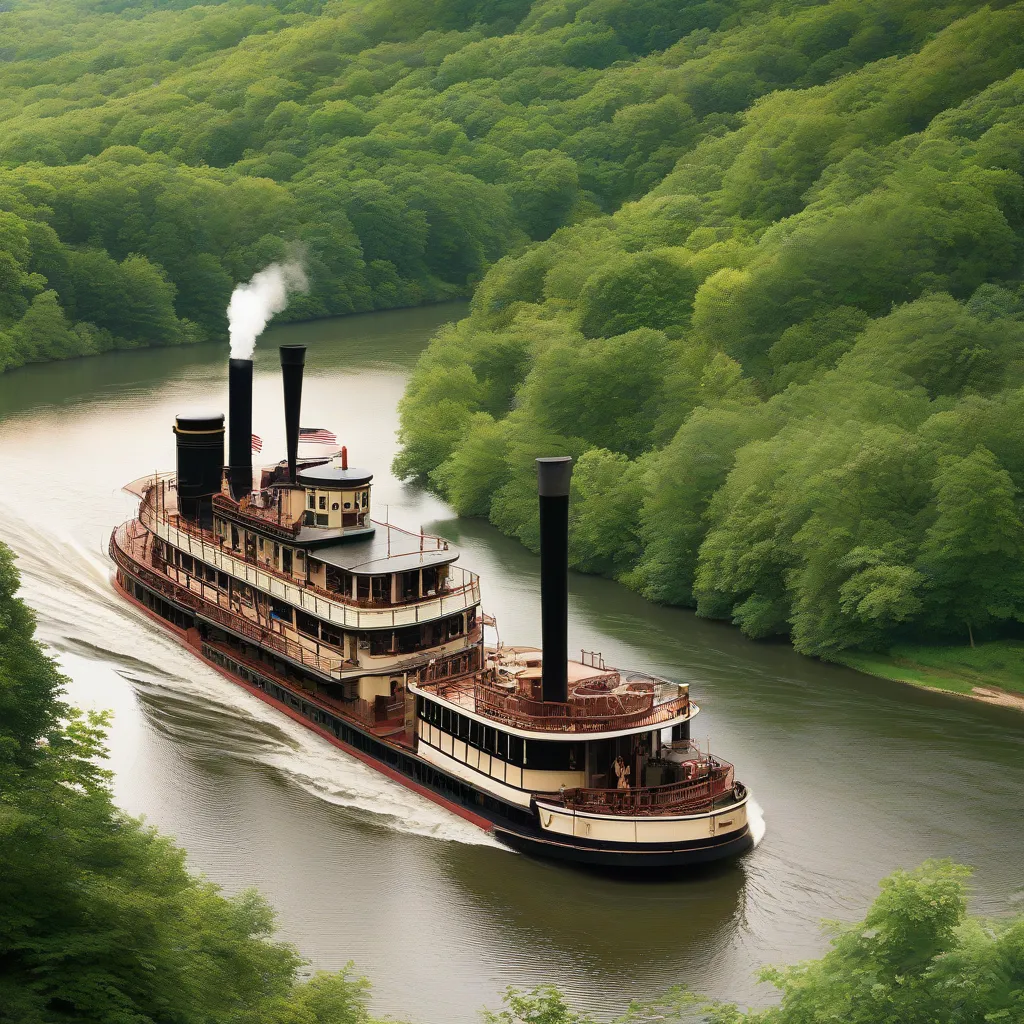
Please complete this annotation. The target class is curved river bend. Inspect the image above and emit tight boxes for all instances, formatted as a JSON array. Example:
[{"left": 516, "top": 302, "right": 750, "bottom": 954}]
[{"left": 0, "top": 305, "right": 1021, "bottom": 1022}]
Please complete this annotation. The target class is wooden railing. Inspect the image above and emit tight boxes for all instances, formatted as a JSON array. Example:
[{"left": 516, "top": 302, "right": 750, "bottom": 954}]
[
  {"left": 138, "top": 494, "right": 480, "bottom": 613},
  {"left": 418, "top": 677, "right": 690, "bottom": 734},
  {"left": 554, "top": 763, "right": 736, "bottom": 816},
  {"left": 213, "top": 493, "right": 302, "bottom": 538},
  {"left": 110, "top": 523, "right": 352, "bottom": 680}
]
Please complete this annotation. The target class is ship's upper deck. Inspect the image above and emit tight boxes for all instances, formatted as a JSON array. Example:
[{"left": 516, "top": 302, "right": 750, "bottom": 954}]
[
  {"left": 125, "top": 473, "right": 479, "bottom": 626},
  {"left": 411, "top": 646, "right": 694, "bottom": 739}
]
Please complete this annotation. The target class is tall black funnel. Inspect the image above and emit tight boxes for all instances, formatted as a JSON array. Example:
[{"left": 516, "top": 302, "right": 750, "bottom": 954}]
[
  {"left": 537, "top": 456, "right": 573, "bottom": 704},
  {"left": 279, "top": 345, "right": 306, "bottom": 484},
  {"left": 228, "top": 358, "right": 253, "bottom": 500},
  {"left": 174, "top": 412, "right": 224, "bottom": 526}
]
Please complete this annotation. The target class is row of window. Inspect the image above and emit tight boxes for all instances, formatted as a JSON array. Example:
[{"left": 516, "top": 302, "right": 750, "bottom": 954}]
[
  {"left": 307, "top": 490, "right": 369, "bottom": 512},
  {"left": 416, "top": 696, "right": 583, "bottom": 771}
]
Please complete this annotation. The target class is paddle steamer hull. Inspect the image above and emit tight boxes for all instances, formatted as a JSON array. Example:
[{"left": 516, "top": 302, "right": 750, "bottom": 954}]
[{"left": 112, "top": 555, "right": 752, "bottom": 870}]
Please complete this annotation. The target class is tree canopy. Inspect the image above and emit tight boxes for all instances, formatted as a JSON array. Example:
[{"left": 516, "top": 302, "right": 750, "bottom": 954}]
[{"left": 393, "top": 0, "right": 1024, "bottom": 657}]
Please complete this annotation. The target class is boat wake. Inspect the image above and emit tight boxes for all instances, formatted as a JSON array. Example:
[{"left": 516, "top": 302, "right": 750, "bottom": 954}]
[
  {"left": 748, "top": 796, "right": 767, "bottom": 847},
  {"left": 0, "top": 507, "right": 503, "bottom": 849}
]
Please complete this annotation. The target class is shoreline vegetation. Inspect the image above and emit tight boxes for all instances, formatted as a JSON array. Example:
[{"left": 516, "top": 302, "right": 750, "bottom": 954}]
[
  {"left": 2, "top": 539, "right": 1022, "bottom": 1022},
  {"left": 837, "top": 641, "right": 1024, "bottom": 713}
]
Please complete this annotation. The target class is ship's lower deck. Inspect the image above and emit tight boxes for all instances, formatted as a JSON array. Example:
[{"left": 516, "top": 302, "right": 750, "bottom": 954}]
[{"left": 111, "top": 546, "right": 753, "bottom": 870}]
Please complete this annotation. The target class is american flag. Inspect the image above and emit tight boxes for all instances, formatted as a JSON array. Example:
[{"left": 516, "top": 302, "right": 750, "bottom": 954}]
[
  {"left": 299, "top": 427, "right": 338, "bottom": 445},
  {"left": 251, "top": 434, "right": 262, "bottom": 452}
]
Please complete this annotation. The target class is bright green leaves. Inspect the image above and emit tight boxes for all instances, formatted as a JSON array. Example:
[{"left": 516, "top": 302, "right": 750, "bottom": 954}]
[
  {"left": 577, "top": 250, "right": 699, "bottom": 339},
  {"left": 917, "top": 447, "right": 1024, "bottom": 638}
]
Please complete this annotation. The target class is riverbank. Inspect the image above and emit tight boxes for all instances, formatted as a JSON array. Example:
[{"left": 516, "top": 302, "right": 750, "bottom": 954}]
[{"left": 837, "top": 641, "right": 1024, "bottom": 713}]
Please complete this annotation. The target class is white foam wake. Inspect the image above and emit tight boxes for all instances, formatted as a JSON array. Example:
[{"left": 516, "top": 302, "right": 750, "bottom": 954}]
[{"left": 1, "top": 507, "right": 501, "bottom": 848}]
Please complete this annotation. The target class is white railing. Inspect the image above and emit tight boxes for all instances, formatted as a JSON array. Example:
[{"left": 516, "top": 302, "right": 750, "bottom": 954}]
[{"left": 139, "top": 503, "right": 480, "bottom": 631}]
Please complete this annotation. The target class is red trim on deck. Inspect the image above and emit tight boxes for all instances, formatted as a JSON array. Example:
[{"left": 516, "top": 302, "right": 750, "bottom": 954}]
[{"left": 111, "top": 574, "right": 495, "bottom": 834}]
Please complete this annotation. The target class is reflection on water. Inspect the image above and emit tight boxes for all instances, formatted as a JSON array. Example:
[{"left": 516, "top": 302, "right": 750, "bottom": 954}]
[{"left": 1, "top": 301, "right": 1022, "bottom": 1023}]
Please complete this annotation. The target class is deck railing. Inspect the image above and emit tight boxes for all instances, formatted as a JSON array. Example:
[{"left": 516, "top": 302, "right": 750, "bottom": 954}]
[
  {"left": 418, "top": 676, "right": 689, "bottom": 734},
  {"left": 111, "top": 522, "right": 352, "bottom": 680},
  {"left": 553, "top": 763, "right": 736, "bottom": 816},
  {"left": 138, "top": 490, "right": 480, "bottom": 613}
]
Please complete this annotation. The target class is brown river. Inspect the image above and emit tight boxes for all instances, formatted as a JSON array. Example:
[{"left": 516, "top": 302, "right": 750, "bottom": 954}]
[{"left": 0, "top": 303, "right": 1021, "bottom": 1022}]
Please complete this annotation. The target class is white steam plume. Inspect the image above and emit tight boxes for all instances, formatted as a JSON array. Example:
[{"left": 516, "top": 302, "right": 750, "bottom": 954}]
[{"left": 227, "top": 260, "right": 308, "bottom": 360}]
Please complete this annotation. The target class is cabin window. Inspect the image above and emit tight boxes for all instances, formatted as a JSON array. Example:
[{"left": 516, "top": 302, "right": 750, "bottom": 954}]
[
  {"left": 308, "top": 493, "right": 316, "bottom": 509},
  {"left": 431, "top": 702, "right": 442, "bottom": 728},
  {"left": 357, "top": 577, "right": 370, "bottom": 601},
  {"left": 422, "top": 567, "right": 438, "bottom": 594},
  {"left": 496, "top": 731, "right": 508, "bottom": 761},
  {"left": 319, "top": 496, "right": 327, "bottom": 510},
  {"left": 181, "top": 554, "right": 194, "bottom": 574},
  {"left": 333, "top": 502, "right": 340, "bottom": 511},
  {"left": 258, "top": 538, "right": 264, "bottom": 552},
  {"left": 446, "top": 614, "right": 463, "bottom": 639},
  {"left": 371, "top": 576, "right": 389, "bottom": 603},
  {"left": 525, "top": 741, "right": 582, "bottom": 771},
  {"left": 361, "top": 491, "right": 368, "bottom": 507},
  {"left": 322, "top": 624, "right": 342, "bottom": 646},
  {"left": 508, "top": 735, "right": 524, "bottom": 766},
  {"left": 399, "top": 570, "right": 418, "bottom": 601},
  {"left": 296, "top": 611, "right": 319, "bottom": 638},
  {"left": 457, "top": 713, "right": 470, "bottom": 742},
  {"left": 270, "top": 598, "right": 293, "bottom": 624},
  {"left": 218, "top": 572, "right": 229, "bottom": 589},
  {"left": 231, "top": 526, "right": 239, "bottom": 549},
  {"left": 440, "top": 706, "right": 450, "bottom": 733}
]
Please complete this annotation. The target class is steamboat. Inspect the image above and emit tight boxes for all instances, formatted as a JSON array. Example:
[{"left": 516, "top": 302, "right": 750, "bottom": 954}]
[{"left": 109, "top": 346, "right": 754, "bottom": 868}]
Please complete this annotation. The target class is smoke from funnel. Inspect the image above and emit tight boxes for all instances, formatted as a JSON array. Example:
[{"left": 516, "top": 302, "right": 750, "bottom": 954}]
[{"left": 227, "top": 260, "right": 308, "bottom": 359}]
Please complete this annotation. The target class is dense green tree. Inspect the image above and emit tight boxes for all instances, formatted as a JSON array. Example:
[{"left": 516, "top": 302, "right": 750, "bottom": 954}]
[
  {"left": 917, "top": 447, "right": 1024, "bottom": 642},
  {"left": 0, "top": 542, "right": 387, "bottom": 1024}
]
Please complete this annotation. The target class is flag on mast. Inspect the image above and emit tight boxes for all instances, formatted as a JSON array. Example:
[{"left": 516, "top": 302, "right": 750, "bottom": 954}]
[
  {"left": 299, "top": 427, "right": 338, "bottom": 445},
  {"left": 251, "top": 434, "right": 263, "bottom": 452}
]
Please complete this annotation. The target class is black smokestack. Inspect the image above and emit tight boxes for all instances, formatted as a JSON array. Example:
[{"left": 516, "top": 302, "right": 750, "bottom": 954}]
[
  {"left": 174, "top": 412, "right": 225, "bottom": 526},
  {"left": 228, "top": 358, "right": 253, "bottom": 500},
  {"left": 280, "top": 345, "right": 306, "bottom": 484},
  {"left": 537, "top": 456, "right": 573, "bottom": 703}
]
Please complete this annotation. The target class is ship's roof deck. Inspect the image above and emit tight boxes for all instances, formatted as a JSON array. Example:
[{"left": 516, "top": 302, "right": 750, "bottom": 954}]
[
  {"left": 413, "top": 647, "right": 693, "bottom": 738},
  {"left": 311, "top": 528, "right": 456, "bottom": 574},
  {"left": 126, "top": 472, "right": 462, "bottom": 575}
]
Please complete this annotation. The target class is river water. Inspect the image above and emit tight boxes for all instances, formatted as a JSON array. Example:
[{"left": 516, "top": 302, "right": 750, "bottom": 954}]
[{"left": 0, "top": 304, "right": 1021, "bottom": 1022}]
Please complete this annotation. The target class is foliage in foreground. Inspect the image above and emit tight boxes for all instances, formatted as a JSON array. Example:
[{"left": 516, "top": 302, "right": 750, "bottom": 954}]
[
  {"left": 396, "top": 0, "right": 1024, "bottom": 658},
  {"left": 3, "top": 542, "right": 1023, "bottom": 1021},
  {"left": 0, "top": 540, "right": 373, "bottom": 1024}
]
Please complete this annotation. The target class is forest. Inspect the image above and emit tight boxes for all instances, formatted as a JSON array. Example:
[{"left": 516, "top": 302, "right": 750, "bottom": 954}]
[
  {"left": 2, "top": 0, "right": 1023, "bottom": 653},
  {"left": 391, "top": 1, "right": 1024, "bottom": 659},
  {"left": 1, "top": 540, "right": 1021, "bottom": 1020}
]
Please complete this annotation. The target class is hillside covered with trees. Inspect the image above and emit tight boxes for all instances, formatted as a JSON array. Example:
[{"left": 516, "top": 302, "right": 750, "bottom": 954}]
[
  {"left": 0, "top": 0, "right": 944, "bottom": 371},
  {"left": 393, "top": 0, "right": 1024, "bottom": 659}
]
